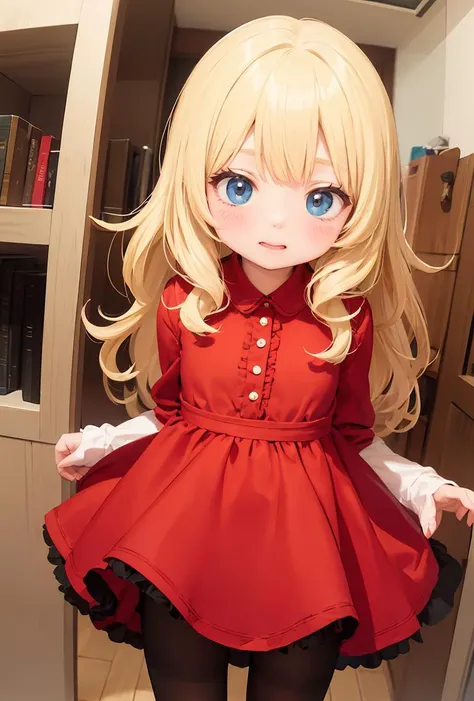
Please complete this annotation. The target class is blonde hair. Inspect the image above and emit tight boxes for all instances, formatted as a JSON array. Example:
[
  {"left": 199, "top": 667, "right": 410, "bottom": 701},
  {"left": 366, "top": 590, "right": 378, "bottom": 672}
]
[{"left": 86, "top": 15, "right": 434, "bottom": 436}]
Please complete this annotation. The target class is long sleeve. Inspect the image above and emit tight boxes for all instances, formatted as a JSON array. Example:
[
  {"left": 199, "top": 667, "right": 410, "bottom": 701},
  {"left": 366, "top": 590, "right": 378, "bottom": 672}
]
[
  {"left": 360, "top": 437, "right": 457, "bottom": 519},
  {"left": 150, "top": 276, "right": 183, "bottom": 425},
  {"left": 67, "top": 277, "right": 183, "bottom": 468},
  {"left": 332, "top": 298, "right": 376, "bottom": 452},
  {"left": 70, "top": 411, "right": 161, "bottom": 467},
  {"left": 333, "top": 297, "right": 457, "bottom": 518}
]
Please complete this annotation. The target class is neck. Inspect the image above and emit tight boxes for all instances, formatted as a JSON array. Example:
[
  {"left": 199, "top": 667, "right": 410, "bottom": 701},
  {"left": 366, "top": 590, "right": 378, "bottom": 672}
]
[{"left": 240, "top": 256, "right": 294, "bottom": 295}]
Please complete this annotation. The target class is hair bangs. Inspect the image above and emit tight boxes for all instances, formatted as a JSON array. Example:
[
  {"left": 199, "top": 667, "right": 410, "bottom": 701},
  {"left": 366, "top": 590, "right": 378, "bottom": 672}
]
[{"left": 253, "top": 49, "right": 322, "bottom": 184}]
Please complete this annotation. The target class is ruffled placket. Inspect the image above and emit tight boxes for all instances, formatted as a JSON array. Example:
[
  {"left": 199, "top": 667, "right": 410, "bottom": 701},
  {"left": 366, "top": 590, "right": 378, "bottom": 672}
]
[{"left": 235, "top": 298, "right": 282, "bottom": 419}]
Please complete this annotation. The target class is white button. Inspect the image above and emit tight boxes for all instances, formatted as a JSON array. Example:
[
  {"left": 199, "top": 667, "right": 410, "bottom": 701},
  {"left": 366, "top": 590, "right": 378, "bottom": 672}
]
[
  {"left": 249, "top": 391, "right": 259, "bottom": 401},
  {"left": 263, "top": 301, "right": 270, "bottom": 308},
  {"left": 256, "top": 338, "right": 266, "bottom": 348},
  {"left": 259, "top": 317, "right": 268, "bottom": 326},
  {"left": 252, "top": 365, "right": 262, "bottom": 375}
]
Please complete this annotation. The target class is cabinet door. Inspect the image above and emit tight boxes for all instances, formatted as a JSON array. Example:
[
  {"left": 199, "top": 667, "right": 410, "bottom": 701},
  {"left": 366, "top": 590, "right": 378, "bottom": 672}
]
[{"left": 391, "top": 157, "right": 474, "bottom": 701}]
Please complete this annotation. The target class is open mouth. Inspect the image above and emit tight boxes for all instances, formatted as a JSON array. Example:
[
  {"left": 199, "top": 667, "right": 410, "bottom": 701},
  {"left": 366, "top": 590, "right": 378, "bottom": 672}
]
[{"left": 259, "top": 242, "right": 287, "bottom": 250}]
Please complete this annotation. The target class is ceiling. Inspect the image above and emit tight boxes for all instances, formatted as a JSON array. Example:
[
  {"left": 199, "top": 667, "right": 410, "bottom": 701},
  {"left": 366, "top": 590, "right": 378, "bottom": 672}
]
[{"left": 174, "top": 0, "right": 432, "bottom": 48}]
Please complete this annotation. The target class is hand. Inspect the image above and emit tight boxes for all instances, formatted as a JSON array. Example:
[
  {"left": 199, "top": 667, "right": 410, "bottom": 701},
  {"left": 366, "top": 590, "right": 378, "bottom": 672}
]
[
  {"left": 420, "top": 484, "right": 474, "bottom": 538},
  {"left": 55, "top": 432, "right": 91, "bottom": 482}
]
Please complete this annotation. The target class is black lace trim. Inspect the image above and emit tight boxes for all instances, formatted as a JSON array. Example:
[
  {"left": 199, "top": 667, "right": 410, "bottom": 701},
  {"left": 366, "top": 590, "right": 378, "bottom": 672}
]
[{"left": 43, "top": 526, "right": 462, "bottom": 669}]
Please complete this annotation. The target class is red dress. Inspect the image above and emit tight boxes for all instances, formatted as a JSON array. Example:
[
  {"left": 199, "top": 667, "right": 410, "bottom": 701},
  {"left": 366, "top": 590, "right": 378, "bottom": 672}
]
[{"left": 44, "top": 252, "right": 461, "bottom": 668}]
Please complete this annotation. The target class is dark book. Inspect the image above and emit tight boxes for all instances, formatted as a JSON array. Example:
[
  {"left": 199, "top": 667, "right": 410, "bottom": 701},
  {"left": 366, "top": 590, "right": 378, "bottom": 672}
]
[
  {"left": 0, "top": 256, "right": 39, "bottom": 394},
  {"left": 132, "top": 145, "right": 153, "bottom": 210},
  {"left": 0, "top": 115, "right": 12, "bottom": 187},
  {"left": 21, "top": 272, "right": 47, "bottom": 404},
  {"left": 22, "top": 125, "right": 43, "bottom": 206},
  {"left": 0, "top": 116, "right": 30, "bottom": 206},
  {"left": 127, "top": 146, "right": 141, "bottom": 212},
  {"left": 44, "top": 149, "right": 59, "bottom": 208},
  {"left": 102, "top": 139, "right": 134, "bottom": 217},
  {"left": 9, "top": 265, "right": 43, "bottom": 392}
]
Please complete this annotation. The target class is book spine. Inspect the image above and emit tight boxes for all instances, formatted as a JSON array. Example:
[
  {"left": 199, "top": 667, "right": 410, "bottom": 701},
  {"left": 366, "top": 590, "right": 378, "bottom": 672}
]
[
  {"left": 0, "top": 317, "right": 8, "bottom": 394},
  {"left": 8, "top": 271, "right": 27, "bottom": 392},
  {"left": 102, "top": 139, "right": 133, "bottom": 215},
  {"left": 22, "top": 126, "right": 42, "bottom": 205},
  {"left": 31, "top": 135, "right": 53, "bottom": 208},
  {"left": 22, "top": 274, "right": 46, "bottom": 404},
  {"left": 138, "top": 146, "right": 153, "bottom": 206},
  {"left": 3, "top": 117, "right": 30, "bottom": 206},
  {"left": 21, "top": 286, "right": 33, "bottom": 401},
  {"left": 43, "top": 150, "right": 59, "bottom": 208},
  {"left": 0, "top": 115, "right": 12, "bottom": 188},
  {"left": 0, "top": 268, "right": 12, "bottom": 393},
  {"left": 0, "top": 116, "right": 19, "bottom": 205}
]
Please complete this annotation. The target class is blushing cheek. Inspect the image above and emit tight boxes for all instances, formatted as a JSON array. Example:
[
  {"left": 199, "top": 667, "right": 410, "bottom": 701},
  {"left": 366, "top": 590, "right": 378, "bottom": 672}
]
[
  {"left": 307, "top": 219, "right": 343, "bottom": 246},
  {"left": 207, "top": 188, "right": 254, "bottom": 238},
  {"left": 306, "top": 207, "right": 352, "bottom": 250}
]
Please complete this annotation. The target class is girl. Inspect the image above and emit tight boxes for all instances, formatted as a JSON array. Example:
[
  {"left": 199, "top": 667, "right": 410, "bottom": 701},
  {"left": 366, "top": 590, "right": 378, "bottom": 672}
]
[{"left": 45, "top": 16, "right": 474, "bottom": 701}]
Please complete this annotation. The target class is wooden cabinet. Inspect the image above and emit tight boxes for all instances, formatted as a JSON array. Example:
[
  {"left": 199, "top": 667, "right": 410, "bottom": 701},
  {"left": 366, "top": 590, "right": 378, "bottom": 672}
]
[{"left": 391, "top": 156, "right": 474, "bottom": 701}]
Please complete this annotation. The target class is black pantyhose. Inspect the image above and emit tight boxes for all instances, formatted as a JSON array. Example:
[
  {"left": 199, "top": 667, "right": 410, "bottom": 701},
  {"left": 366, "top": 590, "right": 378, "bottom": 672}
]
[{"left": 141, "top": 597, "right": 339, "bottom": 701}]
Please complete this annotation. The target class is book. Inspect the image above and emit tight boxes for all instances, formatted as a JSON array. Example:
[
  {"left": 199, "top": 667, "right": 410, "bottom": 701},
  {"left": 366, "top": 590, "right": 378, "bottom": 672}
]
[
  {"left": 9, "top": 264, "right": 44, "bottom": 392},
  {"left": 0, "top": 115, "right": 30, "bottom": 206},
  {"left": 0, "top": 116, "right": 12, "bottom": 187},
  {"left": 0, "top": 255, "right": 39, "bottom": 394},
  {"left": 133, "top": 145, "right": 153, "bottom": 210},
  {"left": 127, "top": 145, "right": 141, "bottom": 212},
  {"left": 31, "top": 135, "right": 57, "bottom": 207},
  {"left": 102, "top": 139, "right": 134, "bottom": 217},
  {"left": 21, "top": 272, "right": 47, "bottom": 404},
  {"left": 22, "top": 125, "right": 43, "bottom": 206},
  {"left": 44, "top": 149, "right": 59, "bottom": 208}
]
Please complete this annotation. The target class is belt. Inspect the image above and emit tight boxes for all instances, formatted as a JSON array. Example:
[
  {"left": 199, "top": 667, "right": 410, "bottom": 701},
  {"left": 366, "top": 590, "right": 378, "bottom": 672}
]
[{"left": 180, "top": 399, "right": 331, "bottom": 442}]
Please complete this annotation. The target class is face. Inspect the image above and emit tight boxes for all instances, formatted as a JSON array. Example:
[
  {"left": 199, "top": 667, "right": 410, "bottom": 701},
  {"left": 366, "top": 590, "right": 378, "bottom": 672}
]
[{"left": 206, "top": 131, "right": 353, "bottom": 270}]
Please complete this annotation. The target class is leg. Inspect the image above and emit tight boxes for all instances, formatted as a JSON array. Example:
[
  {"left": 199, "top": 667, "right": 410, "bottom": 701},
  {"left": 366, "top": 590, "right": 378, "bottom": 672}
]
[
  {"left": 141, "top": 596, "right": 230, "bottom": 701},
  {"left": 246, "top": 632, "right": 339, "bottom": 701}
]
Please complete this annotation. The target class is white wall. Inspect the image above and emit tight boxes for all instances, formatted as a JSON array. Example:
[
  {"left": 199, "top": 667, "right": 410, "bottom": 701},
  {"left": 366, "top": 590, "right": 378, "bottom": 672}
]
[
  {"left": 394, "top": 0, "right": 447, "bottom": 166},
  {"left": 176, "top": 0, "right": 419, "bottom": 48},
  {"left": 444, "top": 0, "right": 474, "bottom": 155},
  {"left": 395, "top": 0, "right": 474, "bottom": 164}
]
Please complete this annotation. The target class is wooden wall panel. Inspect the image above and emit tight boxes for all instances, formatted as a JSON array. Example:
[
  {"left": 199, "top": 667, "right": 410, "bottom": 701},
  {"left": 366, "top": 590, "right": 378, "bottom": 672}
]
[
  {"left": 413, "top": 254, "right": 457, "bottom": 363},
  {"left": 169, "top": 27, "right": 396, "bottom": 101},
  {"left": 0, "top": 437, "right": 75, "bottom": 701}
]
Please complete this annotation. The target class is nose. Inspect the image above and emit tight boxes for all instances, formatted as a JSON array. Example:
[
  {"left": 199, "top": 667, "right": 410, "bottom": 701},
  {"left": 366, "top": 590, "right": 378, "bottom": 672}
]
[{"left": 270, "top": 212, "right": 285, "bottom": 229}]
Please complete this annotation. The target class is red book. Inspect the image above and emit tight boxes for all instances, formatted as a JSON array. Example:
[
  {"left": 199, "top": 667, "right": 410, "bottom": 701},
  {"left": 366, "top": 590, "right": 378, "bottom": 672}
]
[{"left": 31, "top": 135, "right": 54, "bottom": 207}]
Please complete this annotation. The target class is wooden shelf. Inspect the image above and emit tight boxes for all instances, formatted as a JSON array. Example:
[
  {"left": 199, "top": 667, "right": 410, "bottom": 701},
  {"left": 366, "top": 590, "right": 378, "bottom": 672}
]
[
  {"left": 0, "top": 390, "right": 40, "bottom": 441},
  {"left": 0, "top": 206, "right": 51, "bottom": 245},
  {"left": 0, "top": 0, "right": 83, "bottom": 33},
  {"left": 0, "top": 23, "right": 77, "bottom": 95}
]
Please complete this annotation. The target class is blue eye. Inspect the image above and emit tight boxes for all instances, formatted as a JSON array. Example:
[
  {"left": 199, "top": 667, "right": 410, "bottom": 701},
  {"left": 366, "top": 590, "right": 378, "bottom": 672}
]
[
  {"left": 217, "top": 176, "right": 253, "bottom": 206},
  {"left": 306, "top": 189, "right": 345, "bottom": 218}
]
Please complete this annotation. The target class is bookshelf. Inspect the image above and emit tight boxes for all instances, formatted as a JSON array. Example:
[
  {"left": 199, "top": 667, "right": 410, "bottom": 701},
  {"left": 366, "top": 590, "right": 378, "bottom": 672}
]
[
  {"left": 0, "top": 0, "right": 83, "bottom": 31},
  {"left": 0, "top": 207, "right": 51, "bottom": 244},
  {"left": 0, "top": 24, "right": 77, "bottom": 95},
  {"left": 0, "top": 389, "right": 40, "bottom": 440},
  {"left": 0, "top": 1, "right": 122, "bottom": 701},
  {"left": 0, "top": 0, "right": 174, "bottom": 700}
]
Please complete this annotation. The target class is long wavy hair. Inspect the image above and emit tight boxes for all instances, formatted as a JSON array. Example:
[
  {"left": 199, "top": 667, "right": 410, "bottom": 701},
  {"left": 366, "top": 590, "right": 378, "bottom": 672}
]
[{"left": 85, "top": 15, "right": 434, "bottom": 436}]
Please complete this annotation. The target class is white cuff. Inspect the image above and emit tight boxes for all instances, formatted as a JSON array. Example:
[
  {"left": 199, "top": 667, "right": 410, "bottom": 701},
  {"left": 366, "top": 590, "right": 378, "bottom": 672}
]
[
  {"left": 70, "top": 410, "right": 161, "bottom": 468},
  {"left": 360, "top": 436, "right": 458, "bottom": 518}
]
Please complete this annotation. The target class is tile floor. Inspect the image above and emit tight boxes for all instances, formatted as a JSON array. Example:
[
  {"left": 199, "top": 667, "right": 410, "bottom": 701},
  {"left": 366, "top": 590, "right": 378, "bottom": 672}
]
[{"left": 78, "top": 616, "right": 394, "bottom": 701}]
